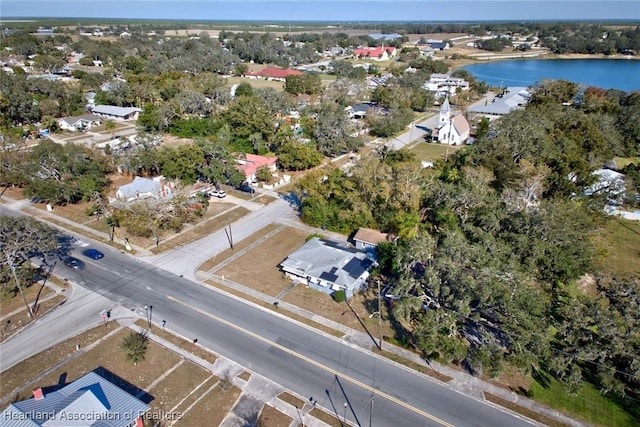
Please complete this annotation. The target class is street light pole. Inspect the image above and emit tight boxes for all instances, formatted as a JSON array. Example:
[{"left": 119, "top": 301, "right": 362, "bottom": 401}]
[
  {"left": 343, "top": 402, "right": 348, "bottom": 426},
  {"left": 149, "top": 305, "right": 153, "bottom": 329},
  {"left": 378, "top": 280, "right": 383, "bottom": 351}
]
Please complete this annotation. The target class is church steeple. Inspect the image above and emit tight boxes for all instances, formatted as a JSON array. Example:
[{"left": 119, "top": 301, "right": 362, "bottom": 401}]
[{"left": 439, "top": 97, "right": 451, "bottom": 124}]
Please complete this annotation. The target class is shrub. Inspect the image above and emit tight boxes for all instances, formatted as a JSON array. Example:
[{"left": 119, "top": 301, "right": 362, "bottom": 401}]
[{"left": 333, "top": 289, "right": 346, "bottom": 303}]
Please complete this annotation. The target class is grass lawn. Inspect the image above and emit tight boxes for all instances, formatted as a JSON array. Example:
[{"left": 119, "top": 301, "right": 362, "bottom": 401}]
[
  {"left": 612, "top": 156, "right": 640, "bottom": 169},
  {"left": 153, "top": 205, "right": 250, "bottom": 253},
  {"left": 484, "top": 393, "right": 569, "bottom": 427},
  {"left": 0, "top": 282, "right": 53, "bottom": 317},
  {"left": 227, "top": 76, "right": 284, "bottom": 91},
  {"left": 1, "top": 295, "right": 66, "bottom": 343},
  {"left": 278, "top": 391, "right": 306, "bottom": 409},
  {"left": 409, "top": 141, "right": 465, "bottom": 162},
  {"left": 148, "top": 360, "right": 211, "bottom": 413},
  {"left": 309, "top": 407, "right": 341, "bottom": 427},
  {"left": 593, "top": 218, "right": 640, "bottom": 275},
  {"left": 174, "top": 382, "right": 241, "bottom": 427},
  {"left": 34, "top": 328, "right": 182, "bottom": 400},
  {"left": 215, "top": 226, "right": 308, "bottom": 297},
  {"left": 527, "top": 370, "right": 639, "bottom": 427},
  {"left": 134, "top": 319, "right": 218, "bottom": 364},
  {"left": 257, "top": 405, "right": 293, "bottom": 427},
  {"left": 0, "top": 322, "right": 120, "bottom": 401},
  {"left": 199, "top": 223, "right": 281, "bottom": 271}
]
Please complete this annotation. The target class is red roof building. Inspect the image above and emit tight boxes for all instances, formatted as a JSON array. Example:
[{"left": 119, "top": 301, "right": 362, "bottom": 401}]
[
  {"left": 353, "top": 46, "right": 397, "bottom": 60},
  {"left": 236, "top": 153, "right": 278, "bottom": 182},
  {"left": 244, "top": 68, "right": 303, "bottom": 81}
]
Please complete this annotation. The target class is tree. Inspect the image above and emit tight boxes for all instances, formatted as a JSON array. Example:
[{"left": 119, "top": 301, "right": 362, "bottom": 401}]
[
  {"left": 105, "top": 120, "right": 116, "bottom": 138},
  {"left": 121, "top": 330, "right": 148, "bottom": 365},
  {"left": 255, "top": 165, "right": 273, "bottom": 182},
  {"left": 313, "top": 102, "right": 361, "bottom": 156},
  {"left": 0, "top": 216, "right": 63, "bottom": 318}
]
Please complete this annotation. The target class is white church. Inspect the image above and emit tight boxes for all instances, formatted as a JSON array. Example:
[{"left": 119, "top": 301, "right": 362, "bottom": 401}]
[{"left": 433, "top": 97, "right": 470, "bottom": 145}]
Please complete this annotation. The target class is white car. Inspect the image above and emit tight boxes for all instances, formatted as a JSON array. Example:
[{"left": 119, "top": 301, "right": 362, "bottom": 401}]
[{"left": 209, "top": 189, "right": 226, "bottom": 198}]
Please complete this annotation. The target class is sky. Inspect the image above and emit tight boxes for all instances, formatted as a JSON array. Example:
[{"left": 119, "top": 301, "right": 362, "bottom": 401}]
[{"left": 1, "top": 1, "right": 639, "bottom": 22}]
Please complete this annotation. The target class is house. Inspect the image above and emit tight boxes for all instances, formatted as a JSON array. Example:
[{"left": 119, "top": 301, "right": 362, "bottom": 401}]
[
  {"left": 57, "top": 114, "right": 101, "bottom": 131},
  {"left": 352, "top": 228, "right": 390, "bottom": 253},
  {"left": 584, "top": 169, "right": 627, "bottom": 205},
  {"left": 280, "top": 237, "right": 375, "bottom": 299},
  {"left": 467, "top": 87, "right": 531, "bottom": 119},
  {"left": 115, "top": 176, "right": 174, "bottom": 202},
  {"left": 244, "top": 68, "right": 303, "bottom": 82},
  {"left": 91, "top": 105, "right": 142, "bottom": 121},
  {"left": 427, "top": 41, "right": 449, "bottom": 50},
  {"left": 0, "top": 371, "right": 148, "bottom": 427},
  {"left": 433, "top": 98, "right": 470, "bottom": 145},
  {"left": 235, "top": 153, "right": 278, "bottom": 183},
  {"left": 353, "top": 46, "right": 397, "bottom": 61}
]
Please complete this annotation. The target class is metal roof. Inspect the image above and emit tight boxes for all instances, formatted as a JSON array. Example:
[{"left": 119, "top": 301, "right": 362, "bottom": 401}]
[
  {"left": 280, "top": 238, "right": 374, "bottom": 290},
  {"left": 92, "top": 105, "right": 142, "bottom": 117},
  {"left": 468, "top": 87, "right": 531, "bottom": 116},
  {"left": 1, "top": 371, "right": 148, "bottom": 427}
]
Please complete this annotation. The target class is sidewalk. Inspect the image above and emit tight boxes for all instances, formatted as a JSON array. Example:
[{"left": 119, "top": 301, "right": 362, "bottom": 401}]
[
  {"left": 195, "top": 272, "right": 583, "bottom": 427},
  {"left": 1, "top": 195, "right": 153, "bottom": 256}
]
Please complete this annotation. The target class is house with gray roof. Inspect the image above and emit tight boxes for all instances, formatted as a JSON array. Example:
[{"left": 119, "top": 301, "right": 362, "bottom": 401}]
[
  {"left": 0, "top": 371, "right": 148, "bottom": 427},
  {"left": 280, "top": 238, "right": 375, "bottom": 299},
  {"left": 114, "top": 176, "right": 174, "bottom": 203},
  {"left": 467, "top": 87, "right": 531, "bottom": 118},
  {"left": 91, "top": 105, "right": 142, "bottom": 121},
  {"left": 57, "top": 114, "right": 101, "bottom": 131}
]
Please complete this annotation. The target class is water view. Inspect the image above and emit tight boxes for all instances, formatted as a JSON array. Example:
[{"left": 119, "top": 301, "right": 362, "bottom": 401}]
[{"left": 462, "top": 58, "right": 640, "bottom": 92}]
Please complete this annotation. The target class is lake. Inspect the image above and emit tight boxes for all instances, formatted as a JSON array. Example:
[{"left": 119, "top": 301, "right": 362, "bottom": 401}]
[{"left": 462, "top": 59, "right": 640, "bottom": 92}]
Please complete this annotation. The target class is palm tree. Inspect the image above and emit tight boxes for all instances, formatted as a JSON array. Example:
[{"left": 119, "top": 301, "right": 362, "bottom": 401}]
[
  {"left": 121, "top": 331, "right": 148, "bottom": 365},
  {"left": 105, "top": 120, "right": 116, "bottom": 138}
]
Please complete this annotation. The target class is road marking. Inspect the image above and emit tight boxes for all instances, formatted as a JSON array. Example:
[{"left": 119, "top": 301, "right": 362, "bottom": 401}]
[{"left": 167, "top": 295, "right": 454, "bottom": 427}]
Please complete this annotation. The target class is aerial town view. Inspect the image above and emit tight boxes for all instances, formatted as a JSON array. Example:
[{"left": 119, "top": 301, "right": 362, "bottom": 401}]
[{"left": 0, "top": 1, "right": 639, "bottom": 426}]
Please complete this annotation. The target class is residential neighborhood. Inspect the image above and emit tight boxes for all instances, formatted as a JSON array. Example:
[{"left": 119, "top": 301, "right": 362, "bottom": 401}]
[{"left": 1, "top": 15, "right": 639, "bottom": 427}]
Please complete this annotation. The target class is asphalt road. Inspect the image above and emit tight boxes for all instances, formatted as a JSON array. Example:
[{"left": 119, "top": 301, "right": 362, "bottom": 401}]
[{"left": 53, "top": 241, "right": 532, "bottom": 427}]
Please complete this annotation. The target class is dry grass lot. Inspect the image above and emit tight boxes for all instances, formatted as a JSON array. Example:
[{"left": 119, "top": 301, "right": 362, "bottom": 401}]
[
  {"left": 0, "top": 322, "right": 120, "bottom": 401},
  {"left": 175, "top": 383, "right": 241, "bottom": 427},
  {"left": 257, "top": 404, "right": 293, "bottom": 426},
  {"left": 1, "top": 295, "right": 66, "bottom": 343},
  {"left": 147, "top": 360, "right": 209, "bottom": 413},
  {"left": 210, "top": 225, "right": 396, "bottom": 339},
  {"left": 215, "top": 226, "right": 308, "bottom": 297}
]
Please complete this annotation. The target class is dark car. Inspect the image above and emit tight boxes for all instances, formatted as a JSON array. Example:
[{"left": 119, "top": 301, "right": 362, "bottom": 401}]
[
  {"left": 238, "top": 183, "right": 255, "bottom": 194},
  {"left": 63, "top": 256, "right": 84, "bottom": 270},
  {"left": 82, "top": 248, "right": 104, "bottom": 260}
]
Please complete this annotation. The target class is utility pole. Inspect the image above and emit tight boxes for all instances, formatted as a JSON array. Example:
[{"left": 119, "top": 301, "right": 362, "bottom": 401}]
[
  {"left": 369, "top": 394, "right": 374, "bottom": 427},
  {"left": 377, "top": 279, "right": 383, "bottom": 351}
]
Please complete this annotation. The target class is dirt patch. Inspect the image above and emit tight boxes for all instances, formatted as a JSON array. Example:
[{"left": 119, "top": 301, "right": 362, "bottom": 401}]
[
  {"left": 216, "top": 227, "right": 308, "bottom": 297},
  {"left": 576, "top": 274, "right": 597, "bottom": 296},
  {"left": 1, "top": 186, "right": 27, "bottom": 200},
  {"left": 258, "top": 404, "right": 293, "bottom": 427},
  {"left": 1, "top": 282, "right": 53, "bottom": 317},
  {"left": 238, "top": 371, "right": 251, "bottom": 381}
]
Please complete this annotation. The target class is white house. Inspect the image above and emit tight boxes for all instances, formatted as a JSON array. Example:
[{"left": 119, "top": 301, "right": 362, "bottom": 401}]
[
  {"left": 57, "top": 114, "right": 101, "bottom": 131},
  {"left": 280, "top": 238, "right": 375, "bottom": 299},
  {"left": 433, "top": 98, "right": 470, "bottom": 145},
  {"left": 91, "top": 105, "right": 142, "bottom": 121},
  {"left": 115, "top": 176, "right": 174, "bottom": 203}
]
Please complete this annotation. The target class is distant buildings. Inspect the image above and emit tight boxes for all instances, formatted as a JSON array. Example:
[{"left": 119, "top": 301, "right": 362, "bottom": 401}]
[
  {"left": 353, "top": 46, "right": 397, "bottom": 61},
  {"left": 467, "top": 87, "right": 531, "bottom": 119}
]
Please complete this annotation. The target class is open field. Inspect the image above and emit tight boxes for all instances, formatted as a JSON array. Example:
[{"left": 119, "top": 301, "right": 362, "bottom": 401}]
[
  {"left": 227, "top": 76, "right": 285, "bottom": 91},
  {"left": 409, "top": 141, "right": 466, "bottom": 162},
  {"left": 593, "top": 218, "right": 640, "bottom": 275}
]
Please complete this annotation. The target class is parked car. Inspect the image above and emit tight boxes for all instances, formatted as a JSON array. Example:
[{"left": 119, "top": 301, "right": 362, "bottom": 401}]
[
  {"left": 63, "top": 256, "right": 84, "bottom": 270},
  {"left": 237, "top": 183, "right": 255, "bottom": 194},
  {"left": 208, "top": 189, "right": 227, "bottom": 198},
  {"left": 82, "top": 248, "right": 104, "bottom": 260}
]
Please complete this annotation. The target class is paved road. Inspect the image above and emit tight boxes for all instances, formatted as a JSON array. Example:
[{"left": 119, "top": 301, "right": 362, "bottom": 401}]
[{"left": 0, "top": 230, "right": 532, "bottom": 427}]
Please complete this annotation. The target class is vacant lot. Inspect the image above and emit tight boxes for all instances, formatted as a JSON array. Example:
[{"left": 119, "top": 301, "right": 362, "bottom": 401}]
[{"left": 409, "top": 141, "right": 465, "bottom": 162}]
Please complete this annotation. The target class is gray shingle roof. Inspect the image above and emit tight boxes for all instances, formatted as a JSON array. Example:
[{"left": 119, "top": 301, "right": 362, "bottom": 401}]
[
  {"left": 92, "top": 105, "right": 142, "bottom": 118},
  {"left": 1, "top": 371, "right": 148, "bottom": 427},
  {"left": 117, "top": 176, "right": 161, "bottom": 200},
  {"left": 280, "top": 238, "right": 374, "bottom": 290}
]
